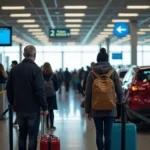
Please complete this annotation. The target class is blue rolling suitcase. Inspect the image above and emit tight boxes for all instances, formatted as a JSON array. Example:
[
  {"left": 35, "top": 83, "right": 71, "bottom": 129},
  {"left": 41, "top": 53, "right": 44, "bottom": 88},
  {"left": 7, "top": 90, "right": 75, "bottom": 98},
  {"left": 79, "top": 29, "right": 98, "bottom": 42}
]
[{"left": 111, "top": 103, "right": 137, "bottom": 150}]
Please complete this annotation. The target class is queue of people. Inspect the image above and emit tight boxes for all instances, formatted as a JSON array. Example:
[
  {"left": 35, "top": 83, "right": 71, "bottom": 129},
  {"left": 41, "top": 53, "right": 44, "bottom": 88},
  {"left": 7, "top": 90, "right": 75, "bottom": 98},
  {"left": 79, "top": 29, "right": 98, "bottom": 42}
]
[{"left": 2, "top": 45, "right": 123, "bottom": 150}]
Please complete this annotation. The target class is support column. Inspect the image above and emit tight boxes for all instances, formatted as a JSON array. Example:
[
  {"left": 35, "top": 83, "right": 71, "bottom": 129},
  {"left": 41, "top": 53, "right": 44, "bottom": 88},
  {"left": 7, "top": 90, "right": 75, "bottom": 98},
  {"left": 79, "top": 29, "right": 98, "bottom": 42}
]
[
  {"left": 19, "top": 44, "right": 22, "bottom": 63},
  {"left": 106, "top": 38, "right": 110, "bottom": 59},
  {"left": 130, "top": 20, "right": 137, "bottom": 65}
]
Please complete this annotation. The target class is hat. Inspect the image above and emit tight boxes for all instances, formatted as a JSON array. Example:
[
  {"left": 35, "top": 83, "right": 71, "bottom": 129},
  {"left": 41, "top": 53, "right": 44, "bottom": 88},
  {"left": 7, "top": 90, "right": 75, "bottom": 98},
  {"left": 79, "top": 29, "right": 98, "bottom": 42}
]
[{"left": 97, "top": 48, "right": 109, "bottom": 62}]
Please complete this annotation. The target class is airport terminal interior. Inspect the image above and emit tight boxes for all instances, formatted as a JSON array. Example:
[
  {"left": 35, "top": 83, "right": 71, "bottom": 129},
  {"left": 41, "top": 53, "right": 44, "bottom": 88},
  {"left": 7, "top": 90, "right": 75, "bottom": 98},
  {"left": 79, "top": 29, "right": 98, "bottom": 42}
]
[{"left": 0, "top": 0, "right": 150, "bottom": 150}]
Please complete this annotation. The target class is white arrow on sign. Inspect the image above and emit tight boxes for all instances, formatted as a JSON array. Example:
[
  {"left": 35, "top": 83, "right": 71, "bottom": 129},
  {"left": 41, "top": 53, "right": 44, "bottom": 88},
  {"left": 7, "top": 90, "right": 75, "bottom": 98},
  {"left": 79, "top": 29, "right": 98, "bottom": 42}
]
[{"left": 117, "top": 26, "right": 127, "bottom": 34}]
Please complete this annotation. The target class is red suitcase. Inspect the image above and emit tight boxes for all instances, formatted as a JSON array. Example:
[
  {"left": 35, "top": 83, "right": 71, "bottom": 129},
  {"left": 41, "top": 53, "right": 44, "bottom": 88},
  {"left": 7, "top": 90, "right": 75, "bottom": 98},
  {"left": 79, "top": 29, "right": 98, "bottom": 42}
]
[{"left": 40, "top": 114, "right": 60, "bottom": 150}]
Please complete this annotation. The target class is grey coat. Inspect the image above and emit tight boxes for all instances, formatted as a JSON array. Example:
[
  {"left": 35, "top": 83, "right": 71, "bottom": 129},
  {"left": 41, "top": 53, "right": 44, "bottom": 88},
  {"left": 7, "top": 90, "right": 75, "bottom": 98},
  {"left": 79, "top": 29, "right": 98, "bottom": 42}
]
[{"left": 85, "top": 62, "right": 123, "bottom": 117}]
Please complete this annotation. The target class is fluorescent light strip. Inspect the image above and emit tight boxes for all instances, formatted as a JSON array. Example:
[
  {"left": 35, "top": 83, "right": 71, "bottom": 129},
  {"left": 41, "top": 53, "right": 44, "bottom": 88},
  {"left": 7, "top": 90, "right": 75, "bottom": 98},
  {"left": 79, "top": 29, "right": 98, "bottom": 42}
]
[
  {"left": 65, "top": 19, "right": 83, "bottom": 23},
  {"left": 140, "top": 29, "right": 150, "bottom": 31},
  {"left": 28, "top": 29, "right": 42, "bottom": 32},
  {"left": 70, "top": 29, "right": 80, "bottom": 32},
  {"left": 17, "top": 19, "right": 35, "bottom": 23},
  {"left": 118, "top": 13, "right": 139, "bottom": 17},
  {"left": 100, "top": 32, "right": 113, "bottom": 35},
  {"left": 104, "top": 29, "right": 113, "bottom": 32},
  {"left": 64, "top": 13, "right": 85, "bottom": 17},
  {"left": 23, "top": 24, "right": 40, "bottom": 28},
  {"left": 64, "top": 6, "right": 88, "bottom": 9},
  {"left": 112, "top": 19, "right": 129, "bottom": 23},
  {"left": 32, "top": 32, "right": 45, "bottom": 35},
  {"left": 10, "top": 13, "right": 31, "bottom": 17},
  {"left": 71, "top": 32, "right": 79, "bottom": 35},
  {"left": 127, "top": 6, "right": 150, "bottom": 9},
  {"left": 137, "top": 32, "right": 146, "bottom": 35},
  {"left": 1, "top": 6, "right": 25, "bottom": 10},
  {"left": 66, "top": 24, "right": 81, "bottom": 27},
  {"left": 107, "top": 24, "right": 114, "bottom": 27}
]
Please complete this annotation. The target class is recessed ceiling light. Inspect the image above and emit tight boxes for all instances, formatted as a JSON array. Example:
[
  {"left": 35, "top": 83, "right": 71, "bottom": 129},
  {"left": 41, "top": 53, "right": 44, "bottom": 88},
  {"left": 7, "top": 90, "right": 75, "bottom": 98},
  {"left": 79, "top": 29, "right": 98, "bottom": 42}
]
[
  {"left": 100, "top": 32, "right": 113, "bottom": 35},
  {"left": 64, "top": 6, "right": 88, "bottom": 9},
  {"left": 118, "top": 13, "right": 139, "bottom": 17},
  {"left": 71, "top": 32, "right": 79, "bottom": 35},
  {"left": 28, "top": 29, "right": 42, "bottom": 32},
  {"left": 127, "top": 5, "right": 150, "bottom": 9},
  {"left": 17, "top": 19, "right": 35, "bottom": 23},
  {"left": 10, "top": 13, "right": 31, "bottom": 17},
  {"left": 107, "top": 24, "right": 114, "bottom": 27},
  {"left": 137, "top": 32, "right": 146, "bottom": 35},
  {"left": 66, "top": 24, "right": 81, "bottom": 27},
  {"left": 65, "top": 19, "right": 83, "bottom": 23},
  {"left": 112, "top": 19, "right": 130, "bottom": 23},
  {"left": 140, "top": 28, "right": 150, "bottom": 31},
  {"left": 1, "top": 6, "right": 25, "bottom": 10},
  {"left": 32, "top": 32, "right": 45, "bottom": 35},
  {"left": 64, "top": 13, "right": 85, "bottom": 17},
  {"left": 104, "top": 29, "right": 113, "bottom": 32},
  {"left": 23, "top": 24, "right": 40, "bottom": 28},
  {"left": 70, "top": 29, "right": 80, "bottom": 32}
]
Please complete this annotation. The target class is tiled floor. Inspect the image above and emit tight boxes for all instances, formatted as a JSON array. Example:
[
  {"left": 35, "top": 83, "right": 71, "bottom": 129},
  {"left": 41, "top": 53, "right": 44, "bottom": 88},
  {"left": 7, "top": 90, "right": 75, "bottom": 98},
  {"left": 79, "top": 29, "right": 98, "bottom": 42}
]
[{"left": 0, "top": 87, "right": 150, "bottom": 150}]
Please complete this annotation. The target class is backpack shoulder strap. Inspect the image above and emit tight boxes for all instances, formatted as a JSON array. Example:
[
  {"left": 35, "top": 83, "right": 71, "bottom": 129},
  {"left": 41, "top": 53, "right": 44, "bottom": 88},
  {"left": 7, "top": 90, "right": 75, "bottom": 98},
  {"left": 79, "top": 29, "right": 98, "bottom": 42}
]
[
  {"left": 106, "top": 69, "right": 114, "bottom": 78},
  {"left": 92, "top": 71, "right": 101, "bottom": 78}
]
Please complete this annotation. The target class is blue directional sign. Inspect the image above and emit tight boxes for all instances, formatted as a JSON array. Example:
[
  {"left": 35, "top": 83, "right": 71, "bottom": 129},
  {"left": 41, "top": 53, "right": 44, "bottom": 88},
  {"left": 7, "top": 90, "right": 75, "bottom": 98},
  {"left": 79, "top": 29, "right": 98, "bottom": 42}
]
[
  {"left": 114, "top": 23, "right": 129, "bottom": 38},
  {"left": 112, "top": 53, "right": 122, "bottom": 60}
]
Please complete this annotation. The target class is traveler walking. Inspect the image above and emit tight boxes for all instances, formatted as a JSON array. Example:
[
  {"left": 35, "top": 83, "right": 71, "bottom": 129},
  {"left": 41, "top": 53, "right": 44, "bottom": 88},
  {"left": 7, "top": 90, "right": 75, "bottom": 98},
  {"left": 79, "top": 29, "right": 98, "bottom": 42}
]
[
  {"left": 6, "top": 45, "right": 48, "bottom": 150},
  {"left": 85, "top": 48, "right": 123, "bottom": 150},
  {"left": 64, "top": 68, "right": 71, "bottom": 92}
]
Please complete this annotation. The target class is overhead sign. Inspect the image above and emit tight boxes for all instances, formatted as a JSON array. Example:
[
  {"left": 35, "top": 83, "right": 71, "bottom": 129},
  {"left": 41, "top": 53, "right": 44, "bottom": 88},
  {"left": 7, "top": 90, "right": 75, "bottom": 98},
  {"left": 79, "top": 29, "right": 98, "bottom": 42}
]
[
  {"left": 114, "top": 23, "right": 129, "bottom": 38},
  {"left": 49, "top": 28, "right": 70, "bottom": 38},
  {"left": 112, "top": 53, "right": 123, "bottom": 60}
]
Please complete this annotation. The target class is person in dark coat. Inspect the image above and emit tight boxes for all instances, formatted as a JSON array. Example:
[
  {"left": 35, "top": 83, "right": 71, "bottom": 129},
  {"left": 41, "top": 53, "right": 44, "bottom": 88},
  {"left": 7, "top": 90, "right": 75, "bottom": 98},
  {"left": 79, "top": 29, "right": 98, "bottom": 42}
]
[
  {"left": 85, "top": 48, "right": 123, "bottom": 150},
  {"left": 64, "top": 68, "right": 71, "bottom": 92},
  {"left": 43, "top": 62, "right": 59, "bottom": 130}
]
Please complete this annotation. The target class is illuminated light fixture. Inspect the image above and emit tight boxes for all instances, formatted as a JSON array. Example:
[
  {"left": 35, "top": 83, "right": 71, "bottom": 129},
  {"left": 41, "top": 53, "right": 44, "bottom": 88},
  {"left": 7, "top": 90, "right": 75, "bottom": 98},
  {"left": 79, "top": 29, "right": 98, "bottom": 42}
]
[
  {"left": 17, "top": 19, "right": 35, "bottom": 23},
  {"left": 64, "top": 13, "right": 85, "bottom": 17},
  {"left": 32, "top": 32, "right": 45, "bottom": 35},
  {"left": 35, "top": 35, "right": 47, "bottom": 38},
  {"left": 118, "top": 13, "right": 139, "bottom": 17},
  {"left": 65, "top": 19, "right": 83, "bottom": 23},
  {"left": 112, "top": 19, "right": 129, "bottom": 23},
  {"left": 64, "top": 6, "right": 88, "bottom": 9},
  {"left": 100, "top": 32, "right": 113, "bottom": 35},
  {"left": 10, "top": 13, "right": 31, "bottom": 17},
  {"left": 104, "top": 28, "right": 113, "bottom": 32},
  {"left": 137, "top": 32, "right": 146, "bottom": 35},
  {"left": 107, "top": 24, "right": 114, "bottom": 27},
  {"left": 23, "top": 24, "right": 40, "bottom": 28},
  {"left": 139, "top": 28, "right": 150, "bottom": 32},
  {"left": 70, "top": 29, "right": 80, "bottom": 32},
  {"left": 71, "top": 32, "right": 79, "bottom": 35},
  {"left": 1, "top": 6, "right": 25, "bottom": 10},
  {"left": 28, "top": 29, "right": 42, "bottom": 32},
  {"left": 97, "top": 35, "right": 109, "bottom": 38},
  {"left": 66, "top": 24, "right": 81, "bottom": 27},
  {"left": 127, "top": 6, "right": 150, "bottom": 9}
]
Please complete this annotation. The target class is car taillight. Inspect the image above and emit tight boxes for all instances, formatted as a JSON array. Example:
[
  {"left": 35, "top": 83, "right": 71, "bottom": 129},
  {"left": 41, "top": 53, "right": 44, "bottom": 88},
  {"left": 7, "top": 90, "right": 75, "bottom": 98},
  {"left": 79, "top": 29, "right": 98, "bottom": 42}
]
[{"left": 131, "top": 85, "right": 146, "bottom": 91}]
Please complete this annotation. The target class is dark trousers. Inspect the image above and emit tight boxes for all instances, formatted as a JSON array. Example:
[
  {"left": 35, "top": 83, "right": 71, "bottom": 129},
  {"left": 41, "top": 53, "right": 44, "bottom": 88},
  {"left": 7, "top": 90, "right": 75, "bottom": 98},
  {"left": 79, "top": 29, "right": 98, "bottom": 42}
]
[
  {"left": 93, "top": 117, "right": 114, "bottom": 150},
  {"left": 46, "top": 110, "right": 54, "bottom": 128},
  {"left": 65, "top": 81, "right": 70, "bottom": 92},
  {"left": 17, "top": 112, "right": 40, "bottom": 150}
]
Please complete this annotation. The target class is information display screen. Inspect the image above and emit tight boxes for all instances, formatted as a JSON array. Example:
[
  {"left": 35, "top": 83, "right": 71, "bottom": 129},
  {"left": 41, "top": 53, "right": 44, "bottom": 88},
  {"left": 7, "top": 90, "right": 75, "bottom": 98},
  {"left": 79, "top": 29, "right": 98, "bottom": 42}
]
[
  {"left": 49, "top": 28, "right": 70, "bottom": 38},
  {"left": 112, "top": 53, "right": 123, "bottom": 60},
  {"left": 0, "top": 27, "right": 12, "bottom": 46}
]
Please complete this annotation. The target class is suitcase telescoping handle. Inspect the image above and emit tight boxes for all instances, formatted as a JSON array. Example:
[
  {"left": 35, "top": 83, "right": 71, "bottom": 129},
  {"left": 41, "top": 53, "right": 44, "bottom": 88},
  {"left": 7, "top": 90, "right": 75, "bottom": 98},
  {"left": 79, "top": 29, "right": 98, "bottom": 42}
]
[
  {"left": 40, "top": 112, "right": 47, "bottom": 136},
  {"left": 121, "top": 102, "right": 126, "bottom": 150}
]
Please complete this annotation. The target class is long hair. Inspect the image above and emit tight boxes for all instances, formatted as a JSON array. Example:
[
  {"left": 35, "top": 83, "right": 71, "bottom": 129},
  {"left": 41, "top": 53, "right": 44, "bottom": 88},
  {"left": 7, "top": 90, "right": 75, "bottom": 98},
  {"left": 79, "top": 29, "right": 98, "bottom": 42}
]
[
  {"left": 42, "top": 62, "right": 53, "bottom": 74},
  {"left": 0, "top": 64, "right": 8, "bottom": 78}
]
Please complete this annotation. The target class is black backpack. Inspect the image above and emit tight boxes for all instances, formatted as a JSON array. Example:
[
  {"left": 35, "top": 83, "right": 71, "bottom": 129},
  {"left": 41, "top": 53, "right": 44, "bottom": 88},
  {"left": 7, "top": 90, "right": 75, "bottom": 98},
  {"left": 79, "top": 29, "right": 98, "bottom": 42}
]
[{"left": 44, "top": 75, "right": 55, "bottom": 97}]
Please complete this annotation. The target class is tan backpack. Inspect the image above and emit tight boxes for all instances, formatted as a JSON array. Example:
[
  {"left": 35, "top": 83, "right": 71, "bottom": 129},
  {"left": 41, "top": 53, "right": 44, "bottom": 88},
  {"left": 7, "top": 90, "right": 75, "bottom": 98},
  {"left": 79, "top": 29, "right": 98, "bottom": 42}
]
[{"left": 92, "top": 69, "right": 116, "bottom": 110}]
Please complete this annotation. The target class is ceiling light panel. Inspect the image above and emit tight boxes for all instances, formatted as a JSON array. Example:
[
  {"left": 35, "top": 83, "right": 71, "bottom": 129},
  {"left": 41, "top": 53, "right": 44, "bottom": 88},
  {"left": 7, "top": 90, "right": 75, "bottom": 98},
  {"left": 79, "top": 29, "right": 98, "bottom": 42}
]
[
  {"left": 1, "top": 6, "right": 25, "bottom": 10},
  {"left": 64, "top": 13, "right": 85, "bottom": 17},
  {"left": 65, "top": 19, "right": 83, "bottom": 23},
  {"left": 10, "top": 13, "right": 31, "bottom": 17},
  {"left": 137, "top": 32, "right": 146, "bottom": 35},
  {"left": 100, "top": 32, "right": 113, "bottom": 35},
  {"left": 118, "top": 13, "right": 139, "bottom": 17},
  {"left": 32, "top": 32, "right": 45, "bottom": 35},
  {"left": 70, "top": 29, "right": 80, "bottom": 32},
  {"left": 127, "top": 5, "right": 150, "bottom": 9},
  {"left": 64, "top": 6, "right": 88, "bottom": 9},
  {"left": 17, "top": 19, "right": 35, "bottom": 23},
  {"left": 23, "top": 24, "right": 40, "bottom": 28},
  {"left": 140, "top": 29, "right": 150, "bottom": 31},
  {"left": 70, "top": 32, "right": 79, "bottom": 35},
  {"left": 104, "top": 29, "right": 113, "bottom": 32},
  {"left": 66, "top": 24, "right": 81, "bottom": 27},
  {"left": 28, "top": 29, "right": 42, "bottom": 32},
  {"left": 107, "top": 24, "right": 114, "bottom": 27},
  {"left": 112, "top": 19, "right": 129, "bottom": 23}
]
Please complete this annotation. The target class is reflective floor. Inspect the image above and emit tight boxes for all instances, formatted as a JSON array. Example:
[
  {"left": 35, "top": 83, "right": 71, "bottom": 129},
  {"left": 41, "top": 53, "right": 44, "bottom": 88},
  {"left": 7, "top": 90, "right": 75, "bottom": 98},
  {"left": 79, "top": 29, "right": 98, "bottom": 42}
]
[{"left": 0, "top": 87, "right": 150, "bottom": 150}]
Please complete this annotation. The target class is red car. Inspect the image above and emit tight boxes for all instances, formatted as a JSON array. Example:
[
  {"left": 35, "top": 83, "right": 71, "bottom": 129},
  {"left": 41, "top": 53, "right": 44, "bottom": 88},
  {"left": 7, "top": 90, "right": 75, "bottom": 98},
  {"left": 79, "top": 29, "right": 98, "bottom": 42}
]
[{"left": 122, "top": 66, "right": 150, "bottom": 122}]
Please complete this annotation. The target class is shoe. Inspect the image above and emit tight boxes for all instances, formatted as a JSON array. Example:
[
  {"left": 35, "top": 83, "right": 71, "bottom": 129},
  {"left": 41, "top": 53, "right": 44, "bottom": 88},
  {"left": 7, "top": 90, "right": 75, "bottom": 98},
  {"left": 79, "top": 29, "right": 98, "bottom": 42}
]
[{"left": 51, "top": 126, "right": 56, "bottom": 130}]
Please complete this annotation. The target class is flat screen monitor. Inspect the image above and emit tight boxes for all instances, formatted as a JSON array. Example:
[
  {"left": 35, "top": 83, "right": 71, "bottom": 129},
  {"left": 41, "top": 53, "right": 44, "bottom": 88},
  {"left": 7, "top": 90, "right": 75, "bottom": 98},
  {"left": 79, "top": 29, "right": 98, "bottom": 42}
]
[{"left": 0, "top": 27, "right": 12, "bottom": 46}]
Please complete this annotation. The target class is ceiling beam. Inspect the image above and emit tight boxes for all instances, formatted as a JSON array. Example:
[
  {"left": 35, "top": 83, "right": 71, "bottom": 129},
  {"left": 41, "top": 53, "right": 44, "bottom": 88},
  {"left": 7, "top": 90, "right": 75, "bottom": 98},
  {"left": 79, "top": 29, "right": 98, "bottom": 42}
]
[
  {"left": 81, "top": 0, "right": 112, "bottom": 45},
  {"left": 40, "top": 0, "right": 55, "bottom": 28},
  {"left": 138, "top": 17, "right": 150, "bottom": 27}
]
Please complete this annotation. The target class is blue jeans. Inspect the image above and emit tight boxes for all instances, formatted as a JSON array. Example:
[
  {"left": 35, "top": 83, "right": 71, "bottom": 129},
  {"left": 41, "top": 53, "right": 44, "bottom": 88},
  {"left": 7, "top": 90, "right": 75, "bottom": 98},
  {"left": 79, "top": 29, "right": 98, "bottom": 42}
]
[
  {"left": 17, "top": 112, "right": 40, "bottom": 150},
  {"left": 93, "top": 117, "right": 114, "bottom": 150}
]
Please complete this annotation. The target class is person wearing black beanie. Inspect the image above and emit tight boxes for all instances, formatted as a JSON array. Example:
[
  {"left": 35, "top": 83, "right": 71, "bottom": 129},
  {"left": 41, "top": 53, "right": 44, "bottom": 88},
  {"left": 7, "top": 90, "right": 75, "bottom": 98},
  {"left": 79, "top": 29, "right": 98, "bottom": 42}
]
[{"left": 85, "top": 47, "right": 123, "bottom": 150}]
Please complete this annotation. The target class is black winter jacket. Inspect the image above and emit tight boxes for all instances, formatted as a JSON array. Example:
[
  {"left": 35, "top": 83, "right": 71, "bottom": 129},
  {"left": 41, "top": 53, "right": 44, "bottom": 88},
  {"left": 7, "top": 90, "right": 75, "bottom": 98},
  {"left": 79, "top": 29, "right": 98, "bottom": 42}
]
[{"left": 6, "top": 58, "right": 48, "bottom": 113}]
